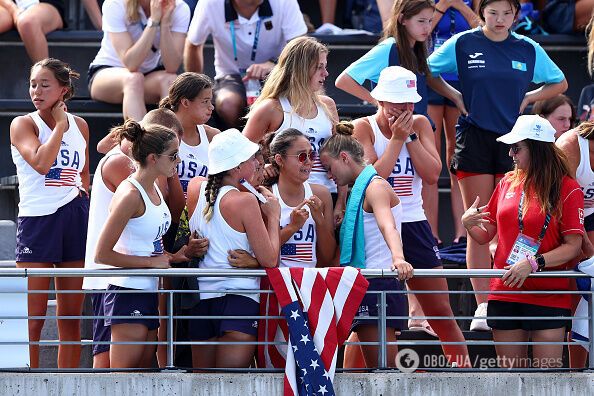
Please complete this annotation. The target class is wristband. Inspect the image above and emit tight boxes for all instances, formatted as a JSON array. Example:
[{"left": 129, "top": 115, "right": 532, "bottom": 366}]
[
  {"left": 435, "top": 8, "right": 445, "bottom": 15},
  {"left": 526, "top": 255, "right": 538, "bottom": 273}
]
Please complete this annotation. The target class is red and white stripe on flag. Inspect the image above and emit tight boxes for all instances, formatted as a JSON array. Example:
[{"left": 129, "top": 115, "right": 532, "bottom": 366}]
[{"left": 258, "top": 267, "right": 369, "bottom": 395}]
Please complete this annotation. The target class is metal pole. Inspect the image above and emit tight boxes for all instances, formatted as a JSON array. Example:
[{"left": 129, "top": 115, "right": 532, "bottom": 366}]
[
  {"left": 588, "top": 291, "right": 594, "bottom": 370},
  {"left": 167, "top": 291, "right": 175, "bottom": 369},
  {"left": 378, "top": 291, "right": 387, "bottom": 369}
]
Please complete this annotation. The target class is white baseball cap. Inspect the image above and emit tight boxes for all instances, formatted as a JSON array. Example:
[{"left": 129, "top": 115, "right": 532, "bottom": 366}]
[
  {"left": 208, "top": 128, "right": 260, "bottom": 175},
  {"left": 496, "top": 115, "right": 556, "bottom": 144},
  {"left": 370, "top": 66, "right": 422, "bottom": 104}
]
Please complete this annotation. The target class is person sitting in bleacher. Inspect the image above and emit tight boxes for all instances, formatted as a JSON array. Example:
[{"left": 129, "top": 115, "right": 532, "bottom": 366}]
[
  {"left": 0, "top": 0, "right": 66, "bottom": 62},
  {"left": 183, "top": 0, "right": 307, "bottom": 129},
  {"left": 87, "top": 0, "right": 190, "bottom": 121}
]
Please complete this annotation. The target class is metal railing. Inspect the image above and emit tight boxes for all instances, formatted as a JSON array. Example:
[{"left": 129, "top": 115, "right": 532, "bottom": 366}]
[{"left": 0, "top": 266, "right": 592, "bottom": 372}]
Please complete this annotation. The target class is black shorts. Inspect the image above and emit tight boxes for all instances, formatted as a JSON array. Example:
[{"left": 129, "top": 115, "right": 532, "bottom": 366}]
[
  {"left": 584, "top": 212, "right": 594, "bottom": 233},
  {"left": 450, "top": 117, "right": 513, "bottom": 175},
  {"left": 487, "top": 300, "right": 571, "bottom": 331},
  {"left": 87, "top": 64, "right": 166, "bottom": 92},
  {"left": 214, "top": 74, "right": 246, "bottom": 100}
]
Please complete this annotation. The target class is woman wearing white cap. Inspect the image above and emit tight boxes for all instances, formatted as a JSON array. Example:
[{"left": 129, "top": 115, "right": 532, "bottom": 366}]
[
  {"left": 462, "top": 115, "right": 584, "bottom": 368},
  {"left": 349, "top": 65, "right": 469, "bottom": 368},
  {"left": 185, "top": 128, "right": 281, "bottom": 369}
]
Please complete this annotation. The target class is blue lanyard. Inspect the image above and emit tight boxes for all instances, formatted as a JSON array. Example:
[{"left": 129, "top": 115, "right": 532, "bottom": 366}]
[
  {"left": 518, "top": 190, "right": 551, "bottom": 243},
  {"left": 230, "top": 18, "right": 262, "bottom": 62}
]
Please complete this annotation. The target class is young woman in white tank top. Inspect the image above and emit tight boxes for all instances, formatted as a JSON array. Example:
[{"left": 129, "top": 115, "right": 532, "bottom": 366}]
[
  {"left": 94, "top": 121, "right": 181, "bottom": 369},
  {"left": 351, "top": 67, "right": 469, "bottom": 367},
  {"left": 263, "top": 128, "right": 336, "bottom": 268},
  {"left": 10, "top": 59, "right": 90, "bottom": 369},
  {"left": 185, "top": 129, "right": 281, "bottom": 370},
  {"left": 318, "top": 122, "right": 413, "bottom": 369},
  {"left": 243, "top": 36, "right": 348, "bottom": 225}
]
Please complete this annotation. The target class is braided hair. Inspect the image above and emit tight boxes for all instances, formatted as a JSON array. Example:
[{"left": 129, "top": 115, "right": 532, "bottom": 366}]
[{"left": 202, "top": 173, "right": 225, "bottom": 222}]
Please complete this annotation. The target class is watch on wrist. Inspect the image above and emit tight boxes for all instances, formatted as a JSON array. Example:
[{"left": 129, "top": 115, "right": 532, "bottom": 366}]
[
  {"left": 147, "top": 18, "right": 160, "bottom": 28},
  {"left": 534, "top": 254, "right": 546, "bottom": 272},
  {"left": 405, "top": 132, "right": 418, "bottom": 144}
]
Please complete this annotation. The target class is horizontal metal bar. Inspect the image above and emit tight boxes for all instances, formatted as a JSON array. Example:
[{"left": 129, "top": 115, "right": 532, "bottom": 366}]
[{"left": 0, "top": 267, "right": 591, "bottom": 278}]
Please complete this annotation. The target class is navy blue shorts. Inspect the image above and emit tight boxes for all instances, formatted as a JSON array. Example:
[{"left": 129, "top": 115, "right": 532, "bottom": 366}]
[
  {"left": 401, "top": 220, "right": 442, "bottom": 269},
  {"left": 187, "top": 294, "right": 259, "bottom": 340},
  {"left": 103, "top": 285, "right": 159, "bottom": 331},
  {"left": 428, "top": 80, "right": 461, "bottom": 107},
  {"left": 352, "top": 278, "right": 406, "bottom": 331},
  {"left": 16, "top": 194, "right": 89, "bottom": 263},
  {"left": 91, "top": 292, "right": 111, "bottom": 356},
  {"left": 584, "top": 213, "right": 594, "bottom": 233},
  {"left": 487, "top": 300, "right": 571, "bottom": 331}
]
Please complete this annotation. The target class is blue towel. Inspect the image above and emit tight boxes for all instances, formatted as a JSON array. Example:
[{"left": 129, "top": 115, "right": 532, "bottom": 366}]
[{"left": 340, "top": 165, "right": 377, "bottom": 268}]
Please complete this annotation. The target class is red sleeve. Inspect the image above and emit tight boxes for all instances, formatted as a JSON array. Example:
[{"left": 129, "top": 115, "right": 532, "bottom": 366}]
[
  {"left": 560, "top": 177, "right": 585, "bottom": 235},
  {"left": 485, "top": 177, "right": 506, "bottom": 225}
]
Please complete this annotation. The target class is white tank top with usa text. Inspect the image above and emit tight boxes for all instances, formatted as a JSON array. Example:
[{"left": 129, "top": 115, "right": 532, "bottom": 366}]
[
  {"left": 576, "top": 134, "right": 594, "bottom": 217},
  {"left": 108, "top": 178, "right": 171, "bottom": 291},
  {"left": 273, "top": 182, "right": 317, "bottom": 268},
  {"left": 11, "top": 112, "right": 86, "bottom": 216},
  {"left": 369, "top": 116, "right": 425, "bottom": 223},
  {"left": 177, "top": 124, "right": 209, "bottom": 197}
]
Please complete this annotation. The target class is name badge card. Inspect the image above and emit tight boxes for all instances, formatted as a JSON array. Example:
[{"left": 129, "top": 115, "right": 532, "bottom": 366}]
[{"left": 506, "top": 234, "right": 539, "bottom": 266}]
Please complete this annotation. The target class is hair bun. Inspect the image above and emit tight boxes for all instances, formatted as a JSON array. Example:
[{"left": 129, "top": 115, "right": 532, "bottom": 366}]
[
  {"left": 335, "top": 121, "right": 354, "bottom": 136},
  {"left": 119, "top": 119, "right": 144, "bottom": 142}
]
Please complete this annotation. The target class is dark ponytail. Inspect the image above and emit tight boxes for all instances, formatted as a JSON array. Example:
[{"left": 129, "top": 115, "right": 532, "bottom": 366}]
[{"left": 113, "top": 119, "right": 177, "bottom": 166}]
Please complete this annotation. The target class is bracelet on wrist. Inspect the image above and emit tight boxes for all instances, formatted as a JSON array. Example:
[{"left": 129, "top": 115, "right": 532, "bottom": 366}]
[
  {"left": 435, "top": 8, "right": 445, "bottom": 15},
  {"left": 527, "top": 255, "right": 538, "bottom": 273}
]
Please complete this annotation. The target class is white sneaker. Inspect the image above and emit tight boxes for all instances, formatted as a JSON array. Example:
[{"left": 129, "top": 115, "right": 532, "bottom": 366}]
[{"left": 470, "top": 302, "right": 491, "bottom": 331}]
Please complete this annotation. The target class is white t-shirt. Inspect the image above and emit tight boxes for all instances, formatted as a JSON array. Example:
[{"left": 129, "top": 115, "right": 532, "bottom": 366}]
[
  {"left": 90, "top": 0, "right": 190, "bottom": 74},
  {"left": 187, "top": 0, "right": 307, "bottom": 78}
]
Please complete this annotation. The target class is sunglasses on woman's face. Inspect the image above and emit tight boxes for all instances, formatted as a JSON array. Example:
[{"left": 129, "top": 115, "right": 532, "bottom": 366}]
[
  {"left": 286, "top": 151, "right": 316, "bottom": 163},
  {"left": 510, "top": 144, "right": 522, "bottom": 154},
  {"left": 161, "top": 152, "right": 179, "bottom": 161}
]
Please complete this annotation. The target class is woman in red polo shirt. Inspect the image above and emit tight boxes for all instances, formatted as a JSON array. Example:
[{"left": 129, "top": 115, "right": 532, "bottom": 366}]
[{"left": 462, "top": 115, "right": 584, "bottom": 368}]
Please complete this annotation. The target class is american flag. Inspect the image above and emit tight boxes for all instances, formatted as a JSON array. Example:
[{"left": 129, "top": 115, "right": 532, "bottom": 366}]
[
  {"left": 258, "top": 267, "right": 369, "bottom": 396},
  {"left": 281, "top": 243, "right": 313, "bottom": 262},
  {"left": 45, "top": 167, "right": 78, "bottom": 187},
  {"left": 406, "top": 79, "right": 416, "bottom": 88},
  {"left": 152, "top": 238, "right": 164, "bottom": 255},
  {"left": 387, "top": 175, "right": 414, "bottom": 196}
]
